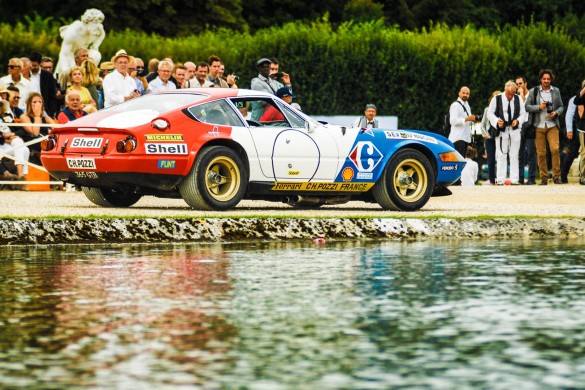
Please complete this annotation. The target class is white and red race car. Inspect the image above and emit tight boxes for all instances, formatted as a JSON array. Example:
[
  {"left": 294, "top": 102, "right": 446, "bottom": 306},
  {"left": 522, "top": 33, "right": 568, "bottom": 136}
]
[{"left": 41, "top": 89, "right": 465, "bottom": 211}]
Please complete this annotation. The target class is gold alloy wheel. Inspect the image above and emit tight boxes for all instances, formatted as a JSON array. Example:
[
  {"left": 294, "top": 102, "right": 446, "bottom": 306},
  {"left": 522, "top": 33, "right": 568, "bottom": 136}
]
[
  {"left": 205, "top": 156, "right": 241, "bottom": 202},
  {"left": 392, "top": 158, "right": 427, "bottom": 202}
]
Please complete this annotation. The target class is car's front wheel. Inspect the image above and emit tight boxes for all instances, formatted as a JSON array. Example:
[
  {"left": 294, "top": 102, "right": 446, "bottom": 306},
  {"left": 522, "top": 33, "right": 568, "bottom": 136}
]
[
  {"left": 82, "top": 187, "right": 142, "bottom": 207},
  {"left": 179, "top": 146, "right": 247, "bottom": 210},
  {"left": 371, "top": 149, "right": 435, "bottom": 211}
]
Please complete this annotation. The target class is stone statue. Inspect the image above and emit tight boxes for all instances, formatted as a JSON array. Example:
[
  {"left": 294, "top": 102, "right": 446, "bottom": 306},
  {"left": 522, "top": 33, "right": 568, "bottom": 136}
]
[{"left": 54, "top": 9, "right": 106, "bottom": 78}]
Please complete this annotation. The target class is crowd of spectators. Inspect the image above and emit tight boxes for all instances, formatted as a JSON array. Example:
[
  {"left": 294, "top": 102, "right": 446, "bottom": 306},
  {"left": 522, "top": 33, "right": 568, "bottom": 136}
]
[{"left": 450, "top": 71, "right": 585, "bottom": 186}]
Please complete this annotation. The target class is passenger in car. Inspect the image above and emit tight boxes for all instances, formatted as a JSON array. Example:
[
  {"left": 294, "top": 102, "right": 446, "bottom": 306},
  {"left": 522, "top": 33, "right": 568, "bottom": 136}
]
[{"left": 260, "top": 87, "right": 296, "bottom": 122}]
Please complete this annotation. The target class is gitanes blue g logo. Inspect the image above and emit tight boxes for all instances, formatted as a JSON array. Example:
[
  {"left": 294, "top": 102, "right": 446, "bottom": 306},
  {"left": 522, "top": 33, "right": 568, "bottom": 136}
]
[{"left": 348, "top": 141, "right": 384, "bottom": 172}]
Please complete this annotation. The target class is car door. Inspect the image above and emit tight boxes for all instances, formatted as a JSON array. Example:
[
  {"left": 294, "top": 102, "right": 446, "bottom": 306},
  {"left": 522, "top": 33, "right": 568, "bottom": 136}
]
[{"left": 232, "top": 98, "right": 340, "bottom": 181}]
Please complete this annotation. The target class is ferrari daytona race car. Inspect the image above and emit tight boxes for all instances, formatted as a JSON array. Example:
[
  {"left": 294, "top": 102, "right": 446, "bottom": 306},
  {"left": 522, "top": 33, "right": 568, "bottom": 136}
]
[{"left": 41, "top": 89, "right": 465, "bottom": 211}]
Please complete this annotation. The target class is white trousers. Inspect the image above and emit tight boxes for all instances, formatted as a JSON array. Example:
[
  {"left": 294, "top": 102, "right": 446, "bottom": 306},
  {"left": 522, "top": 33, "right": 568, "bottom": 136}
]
[
  {"left": 495, "top": 128, "right": 521, "bottom": 182},
  {"left": 1, "top": 137, "right": 30, "bottom": 174}
]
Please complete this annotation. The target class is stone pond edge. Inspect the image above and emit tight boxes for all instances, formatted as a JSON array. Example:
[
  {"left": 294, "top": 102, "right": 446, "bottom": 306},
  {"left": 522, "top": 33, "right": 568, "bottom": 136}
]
[{"left": 1, "top": 218, "right": 584, "bottom": 245}]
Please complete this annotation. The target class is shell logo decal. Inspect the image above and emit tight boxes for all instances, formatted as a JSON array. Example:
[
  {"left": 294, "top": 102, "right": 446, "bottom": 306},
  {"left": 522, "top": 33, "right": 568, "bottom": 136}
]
[{"left": 342, "top": 167, "right": 354, "bottom": 181}]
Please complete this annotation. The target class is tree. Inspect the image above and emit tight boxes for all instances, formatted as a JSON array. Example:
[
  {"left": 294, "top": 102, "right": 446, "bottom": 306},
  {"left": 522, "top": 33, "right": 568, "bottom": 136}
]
[
  {"left": 0, "top": 0, "right": 247, "bottom": 37},
  {"left": 343, "top": 0, "right": 385, "bottom": 23}
]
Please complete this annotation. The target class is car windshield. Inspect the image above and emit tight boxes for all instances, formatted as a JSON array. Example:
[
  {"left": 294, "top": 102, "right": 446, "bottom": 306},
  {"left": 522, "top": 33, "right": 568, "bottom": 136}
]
[{"left": 101, "top": 93, "right": 208, "bottom": 114}]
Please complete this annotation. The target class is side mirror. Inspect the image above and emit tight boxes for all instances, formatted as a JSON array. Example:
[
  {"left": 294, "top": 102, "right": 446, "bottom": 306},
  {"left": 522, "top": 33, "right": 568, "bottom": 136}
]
[{"left": 305, "top": 121, "right": 318, "bottom": 133}]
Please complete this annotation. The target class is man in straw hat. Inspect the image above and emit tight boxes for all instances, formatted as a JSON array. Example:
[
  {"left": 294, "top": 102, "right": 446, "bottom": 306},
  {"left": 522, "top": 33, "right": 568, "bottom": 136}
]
[{"left": 102, "top": 49, "right": 140, "bottom": 108}]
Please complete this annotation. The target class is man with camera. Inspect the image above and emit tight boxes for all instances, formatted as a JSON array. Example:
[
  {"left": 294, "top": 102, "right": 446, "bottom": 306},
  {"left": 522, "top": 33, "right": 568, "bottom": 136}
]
[
  {"left": 525, "top": 69, "right": 564, "bottom": 185},
  {"left": 487, "top": 81, "right": 526, "bottom": 185},
  {"left": 448, "top": 86, "right": 480, "bottom": 160},
  {"left": 269, "top": 58, "right": 292, "bottom": 93}
]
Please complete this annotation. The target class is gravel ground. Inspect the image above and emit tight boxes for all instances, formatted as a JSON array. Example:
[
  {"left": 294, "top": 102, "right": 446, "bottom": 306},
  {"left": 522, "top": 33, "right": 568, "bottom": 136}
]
[{"left": 1, "top": 183, "right": 583, "bottom": 218}]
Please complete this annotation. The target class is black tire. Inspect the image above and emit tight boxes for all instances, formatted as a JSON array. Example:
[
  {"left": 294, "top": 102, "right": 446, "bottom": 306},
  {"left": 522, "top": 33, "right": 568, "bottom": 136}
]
[
  {"left": 81, "top": 187, "right": 142, "bottom": 207},
  {"left": 372, "top": 149, "right": 435, "bottom": 211},
  {"left": 179, "top": 146, "right": 247, "bottom": 210}
]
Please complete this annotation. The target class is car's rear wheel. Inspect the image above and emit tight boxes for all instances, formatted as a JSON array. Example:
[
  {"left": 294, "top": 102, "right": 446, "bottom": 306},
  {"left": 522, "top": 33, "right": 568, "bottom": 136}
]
[
  {"left": 372, "top": 149, "right": 435, "bottom": 211},
  {"left": 82, "top": 187, "right": 142, "bottom": 207},
  {"left": 179, "top": 146, "right": 247, "bottom": 210}
]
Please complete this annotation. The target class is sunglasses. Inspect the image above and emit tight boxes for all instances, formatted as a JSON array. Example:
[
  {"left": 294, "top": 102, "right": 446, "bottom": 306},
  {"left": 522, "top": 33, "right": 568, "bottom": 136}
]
[{"left": 7, "top": 65, "right": 20, "bottom": 69}]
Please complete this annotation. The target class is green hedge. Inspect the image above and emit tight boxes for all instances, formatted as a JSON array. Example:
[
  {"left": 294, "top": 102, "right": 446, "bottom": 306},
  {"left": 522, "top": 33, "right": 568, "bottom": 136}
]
[{"left": 2, "top": 18, "right": 584, "bottom": 131}]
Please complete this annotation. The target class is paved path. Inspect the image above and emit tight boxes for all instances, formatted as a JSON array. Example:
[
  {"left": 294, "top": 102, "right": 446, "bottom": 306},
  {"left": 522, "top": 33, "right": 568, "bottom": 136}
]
[{"left": 1, "top": 184, "right": 583, "bottom": 218}]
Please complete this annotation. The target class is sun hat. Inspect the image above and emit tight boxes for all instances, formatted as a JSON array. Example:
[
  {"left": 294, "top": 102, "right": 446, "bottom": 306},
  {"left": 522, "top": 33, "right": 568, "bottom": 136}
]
[{"left": 111, "top": 49, "right": 129, "bottom": 62}]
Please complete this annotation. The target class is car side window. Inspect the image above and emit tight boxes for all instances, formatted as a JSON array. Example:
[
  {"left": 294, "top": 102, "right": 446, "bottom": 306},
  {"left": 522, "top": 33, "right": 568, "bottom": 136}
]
[
  {"left": 277, "top": 101, "right": 306, "bottom": 128},
  {"left": 188, "top": 100, "right": 244, "bottom": 127},
  {"left": 231, "top": 97, "right": 306, "bottom": 128}
]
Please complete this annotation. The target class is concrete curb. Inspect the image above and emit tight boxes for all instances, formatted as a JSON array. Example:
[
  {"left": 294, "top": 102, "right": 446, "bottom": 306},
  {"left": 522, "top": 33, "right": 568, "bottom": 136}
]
[{"left": 1, "top": 217, "right": 584, "bottom": 245}]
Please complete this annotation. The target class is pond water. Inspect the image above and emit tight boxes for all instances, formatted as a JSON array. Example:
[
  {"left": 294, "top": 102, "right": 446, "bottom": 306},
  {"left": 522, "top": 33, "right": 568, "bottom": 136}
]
[{"left": 1, "top": 239, "right": 584, "bottom": 389}]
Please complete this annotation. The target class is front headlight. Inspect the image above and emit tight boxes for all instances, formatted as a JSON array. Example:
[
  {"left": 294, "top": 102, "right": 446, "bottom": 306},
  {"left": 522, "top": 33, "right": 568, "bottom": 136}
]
[{"left": 439, "top": 151, "right": 465, "bottom": 162}]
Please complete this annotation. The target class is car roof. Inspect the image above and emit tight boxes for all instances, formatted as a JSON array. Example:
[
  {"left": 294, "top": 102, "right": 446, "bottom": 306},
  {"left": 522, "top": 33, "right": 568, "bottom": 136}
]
[{"left": 158, "top": 88, "right": 277, "bottom": 100}]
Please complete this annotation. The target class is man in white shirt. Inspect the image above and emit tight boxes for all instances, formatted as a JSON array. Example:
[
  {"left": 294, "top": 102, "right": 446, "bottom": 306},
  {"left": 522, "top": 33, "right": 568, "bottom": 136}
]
[
  {"left": 0, "top": 58, "right": 31, "bottom": 110},
  {"left": 184, "top": 61, "right": 196, "bottom": 83},
  {"left": 188, "top": 62, "right": 213, "bottom": 88},
  {"left": 102, "top": 49, "right": 140, "bottom": 108},
  {"left": 448, "top": 86, "right": 480, "bottom": 159},
  {"left": 147, "top": 61, "right": 176, "bottom": 93}
]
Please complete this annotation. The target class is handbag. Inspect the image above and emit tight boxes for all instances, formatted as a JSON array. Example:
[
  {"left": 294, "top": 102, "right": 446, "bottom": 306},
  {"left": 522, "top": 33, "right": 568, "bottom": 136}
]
[
  {"left": 488, "top": 125, "right": 500, "bottom": 139},
  {"left": 521, "top": 121, "right": 536, "bottom": 139}
]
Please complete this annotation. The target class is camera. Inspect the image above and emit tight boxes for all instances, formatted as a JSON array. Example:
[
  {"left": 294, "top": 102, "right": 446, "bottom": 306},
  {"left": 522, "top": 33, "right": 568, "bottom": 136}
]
[
  {"left": 546, "top": 101, "right": 553, "bottom": 113},
  {"left": 475, "top": 113, "right": 483, "bottom": 122},
  {"left": 233, "top": 75, "right": 240, "bottom": 82}
]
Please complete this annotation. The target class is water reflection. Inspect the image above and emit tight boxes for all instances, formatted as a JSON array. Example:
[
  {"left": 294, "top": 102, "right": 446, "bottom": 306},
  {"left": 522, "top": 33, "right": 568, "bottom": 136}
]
[{"left": 1, "top": 239, "right": 584, "bottom": 388}]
